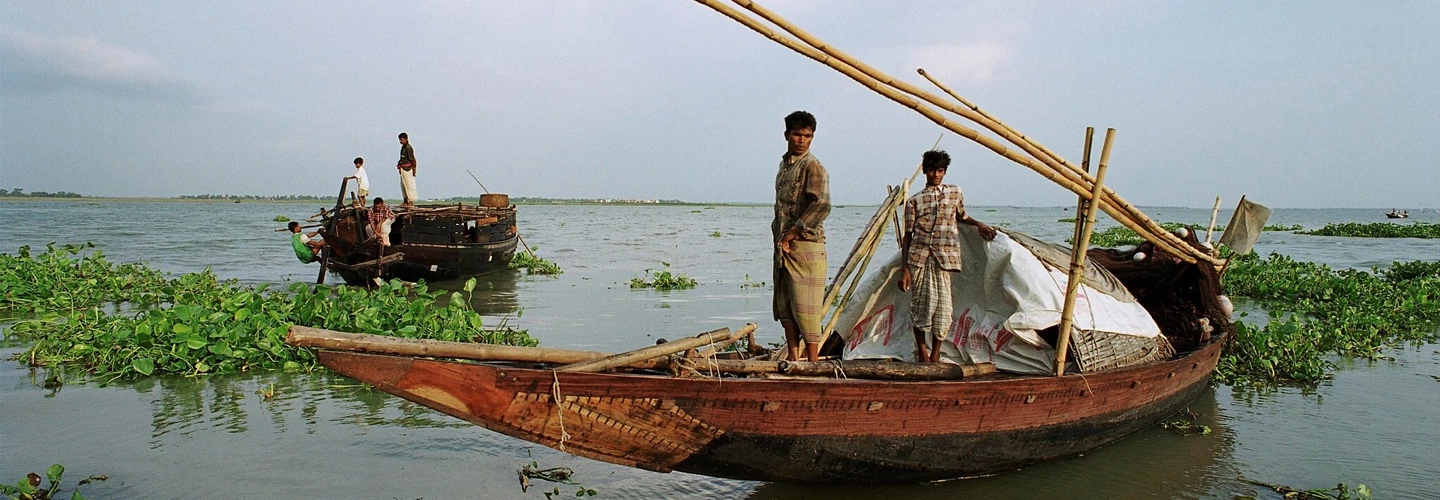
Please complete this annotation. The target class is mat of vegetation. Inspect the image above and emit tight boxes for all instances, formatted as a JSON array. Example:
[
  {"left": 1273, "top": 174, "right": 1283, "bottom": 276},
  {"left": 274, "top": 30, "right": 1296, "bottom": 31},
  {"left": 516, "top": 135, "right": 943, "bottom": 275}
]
[
  {"left": 508, "top": 248, "right": 562, "bottom": 275},
  {"left": 2, "top": 244, "right": 536, "bottom": 382},
  {"left": 1219, "top": 253, "right": 1440, "bottom": 385},
  {"left": 1081, "top": 222, "right": 1303, "bottom": 247},
  {"left": 1299, "top": 222, "right": 1440, "bottom": 238},
  {"left": 630, "top": 262, "right": 697, "bottom": 290}
]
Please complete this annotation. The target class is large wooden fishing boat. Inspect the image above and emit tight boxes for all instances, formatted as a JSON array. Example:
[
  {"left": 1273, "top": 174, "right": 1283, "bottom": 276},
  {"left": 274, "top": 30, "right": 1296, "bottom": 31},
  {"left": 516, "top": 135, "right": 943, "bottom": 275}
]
[
  {"left": 287, "top": 0, "right": 1256, "bottom": 484},
  {"left": 315, "top": 193, "right": 518, "bottom": 286},
  {"left": 304, "top": 331, "right": 1223, "bottom": 483}
]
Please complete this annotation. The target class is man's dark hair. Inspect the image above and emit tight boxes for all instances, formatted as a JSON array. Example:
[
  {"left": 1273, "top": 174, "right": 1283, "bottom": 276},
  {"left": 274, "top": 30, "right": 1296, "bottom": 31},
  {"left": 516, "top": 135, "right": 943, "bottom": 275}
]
[
  {"left": 922, "top": 150, "right": 951, "bottom": 172},
  {"left": 288, "top": 221, "right": 300, "bottom": 231},
  {"left": 398, "top": 132, "right": 408, "bottom": 139},
  {"left": 373, "top": 197, "right": 385, "bottom": 204},
  {"left": 784, "top": 111, "right": 817, "bottom": 132},
  {"left": 354, "top": 157, "right": 363, "bottom": 165}
]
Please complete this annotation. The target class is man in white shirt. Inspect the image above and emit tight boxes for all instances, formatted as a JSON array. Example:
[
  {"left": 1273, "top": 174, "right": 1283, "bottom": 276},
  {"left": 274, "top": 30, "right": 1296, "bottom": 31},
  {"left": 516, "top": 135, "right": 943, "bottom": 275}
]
[{"left": 347, "top": 157, "right": 370, "bottom": 205}]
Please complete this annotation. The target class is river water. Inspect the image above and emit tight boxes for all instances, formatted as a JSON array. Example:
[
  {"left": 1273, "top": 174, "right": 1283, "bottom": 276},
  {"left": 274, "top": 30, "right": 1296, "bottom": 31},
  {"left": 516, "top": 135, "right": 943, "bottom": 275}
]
[{"left": 2, "top": 200, "right": 1438, "bottom": 499}]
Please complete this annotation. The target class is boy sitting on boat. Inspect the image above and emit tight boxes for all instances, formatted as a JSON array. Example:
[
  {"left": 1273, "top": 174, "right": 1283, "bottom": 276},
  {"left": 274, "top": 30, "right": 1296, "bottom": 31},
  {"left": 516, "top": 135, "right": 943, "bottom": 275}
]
[
  {"left": 898, "top": 150, "right": 996, "bottom": 363},
  {"left": 289, "top": 221, "right": 327, "bottom": 264}
]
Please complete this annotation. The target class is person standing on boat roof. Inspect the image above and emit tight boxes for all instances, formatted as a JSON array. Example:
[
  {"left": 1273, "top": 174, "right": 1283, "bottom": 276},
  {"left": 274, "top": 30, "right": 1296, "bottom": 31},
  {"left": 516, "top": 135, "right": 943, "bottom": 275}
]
[
  {"left": 773, "top": 110, "right": 831, "bottom": 363},
  {"left": 289, "top": 221, "right": 327, "bottom": 264},
  {"left": 898, "top": 150, "right": 996, "bottom": 363},
  {"left": 346, "top": 157, "right": 369, "bottom": 206},
  {"left": 397, "top": 132, "right": 417, "bottom": 207},
  {"left": 370, "top": 197, "right": 396, "bottom": 247}
]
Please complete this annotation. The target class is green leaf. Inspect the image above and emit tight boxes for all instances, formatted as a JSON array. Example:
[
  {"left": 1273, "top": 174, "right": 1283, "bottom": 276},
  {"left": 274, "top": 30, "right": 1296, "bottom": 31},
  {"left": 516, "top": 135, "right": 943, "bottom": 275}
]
[
  {"left": 186, "top": 337, "right": 208, "bottom": 350},
  {"left": 133, "top": 357, "right": 155, "bottom": 375},
  {"left": 209, "top": 343, "right": 234, "bottom": 357},
  {"left": 172, "top": 323, "right": 193, "bottom": 334},
  {"left": 235, "top": 308, "right": 252, "bottom": 321},
  {"left": 46, "top": 464, "right": 64, "bottom": 485},
  {"left": 464, "top": 277, "right": 476, "bottom": 293}
]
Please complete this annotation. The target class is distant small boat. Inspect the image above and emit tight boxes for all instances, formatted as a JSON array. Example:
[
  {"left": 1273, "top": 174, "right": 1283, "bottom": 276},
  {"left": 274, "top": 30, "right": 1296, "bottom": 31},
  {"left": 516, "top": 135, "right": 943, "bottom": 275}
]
[{"left": 1386, "top": 210, "right": 1408, "bottom": 219}]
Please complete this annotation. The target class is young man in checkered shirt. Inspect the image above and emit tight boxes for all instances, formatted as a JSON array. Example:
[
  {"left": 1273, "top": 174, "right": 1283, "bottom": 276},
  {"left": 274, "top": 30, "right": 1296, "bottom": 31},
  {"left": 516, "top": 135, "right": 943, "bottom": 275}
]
[{"left": 898, "top": 150, "right": 996, "bottom": 363}]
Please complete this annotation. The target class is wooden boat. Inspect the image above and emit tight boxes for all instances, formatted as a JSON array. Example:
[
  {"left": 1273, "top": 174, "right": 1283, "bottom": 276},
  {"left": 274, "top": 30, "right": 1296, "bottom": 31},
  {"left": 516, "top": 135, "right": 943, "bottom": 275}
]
[
  {"left": 316, "top": 194, "right": 518, "bottom": 286},
  {"left": 309, "top": 331, "right": 1223, "bottom": 483},
  {"left": 1385, "top": 210, "right": 1408, "bottom": 219}
]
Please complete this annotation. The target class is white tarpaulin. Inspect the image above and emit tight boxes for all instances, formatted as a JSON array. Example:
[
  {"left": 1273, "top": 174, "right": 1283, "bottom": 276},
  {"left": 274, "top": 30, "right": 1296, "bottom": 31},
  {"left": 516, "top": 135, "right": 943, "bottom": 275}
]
[{"left": 836, "top": 229, "right": 1161, "bottom": 375}]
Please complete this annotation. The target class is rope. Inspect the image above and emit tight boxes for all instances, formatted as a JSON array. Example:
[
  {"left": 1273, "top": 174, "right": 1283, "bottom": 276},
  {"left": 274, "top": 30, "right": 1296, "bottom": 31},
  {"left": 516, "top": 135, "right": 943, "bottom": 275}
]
[{"left": 550, "top": 370, "right": 570, "bottom": 452}]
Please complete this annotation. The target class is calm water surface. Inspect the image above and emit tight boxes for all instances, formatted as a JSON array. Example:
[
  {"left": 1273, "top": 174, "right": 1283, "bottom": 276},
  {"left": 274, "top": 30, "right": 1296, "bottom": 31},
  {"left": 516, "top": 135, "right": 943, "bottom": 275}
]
[{"left": 2, "top": 200, "right": 1438, "bottom": 499}]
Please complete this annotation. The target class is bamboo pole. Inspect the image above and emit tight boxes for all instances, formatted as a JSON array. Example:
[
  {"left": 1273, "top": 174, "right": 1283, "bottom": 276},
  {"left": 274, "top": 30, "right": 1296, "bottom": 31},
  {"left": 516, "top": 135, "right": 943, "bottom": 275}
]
[
  {"left": 286, "top": 326, "right": 644, "bottom": 366},
  {"left": 1205, "top": 195, "right": 1222, "bottom": 248},
  {"left": 1053, "top": 129, "right": 1114, "bottom": 376},
  {"left": 694, "top": 0, "right": 1209, "bottom": 266},
  {"left": 558, "top": 324, "right": 756, "bottom": 373},
  {"left": 1071, "top": 127, "right": 1096, "bottom": 247},
  {"left": 729, "top": 0, "right": 1208, "bottom": 264}
]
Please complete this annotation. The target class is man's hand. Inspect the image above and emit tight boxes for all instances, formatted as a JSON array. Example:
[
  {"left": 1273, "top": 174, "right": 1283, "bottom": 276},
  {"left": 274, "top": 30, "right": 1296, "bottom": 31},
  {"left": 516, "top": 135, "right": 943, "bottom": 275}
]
[
  {"left": 976, "top": 223, "right": 997, "bottom": 241},
  {"left": 898, "top": 267, "right": 912, "bottom": 292},
  {"left": 778, "top": 226, "right": 801, "bottom": 255}
]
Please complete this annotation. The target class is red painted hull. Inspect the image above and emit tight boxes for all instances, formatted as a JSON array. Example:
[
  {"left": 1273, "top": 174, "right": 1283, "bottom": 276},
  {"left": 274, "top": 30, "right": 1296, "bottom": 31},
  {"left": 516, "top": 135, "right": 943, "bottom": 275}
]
[{"left": 316, "top": 335, "right": 1223, "bottom": 483}]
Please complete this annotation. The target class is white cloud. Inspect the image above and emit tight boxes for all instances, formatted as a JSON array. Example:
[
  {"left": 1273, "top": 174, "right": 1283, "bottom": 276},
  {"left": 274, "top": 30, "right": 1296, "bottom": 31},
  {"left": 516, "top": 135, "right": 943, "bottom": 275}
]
[
  {"left": 0, "top": 27, "right": 208, "bottom": 104},
  {"left": 905, "top": 40, "right": 1011, "bottom": 85}
]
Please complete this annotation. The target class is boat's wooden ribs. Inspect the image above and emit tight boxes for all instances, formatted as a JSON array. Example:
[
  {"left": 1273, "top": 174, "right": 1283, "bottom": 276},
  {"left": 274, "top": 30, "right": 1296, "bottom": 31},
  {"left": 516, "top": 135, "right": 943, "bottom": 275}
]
[{"left": 502, "top": 392, "right": 724, "bottom": 471}]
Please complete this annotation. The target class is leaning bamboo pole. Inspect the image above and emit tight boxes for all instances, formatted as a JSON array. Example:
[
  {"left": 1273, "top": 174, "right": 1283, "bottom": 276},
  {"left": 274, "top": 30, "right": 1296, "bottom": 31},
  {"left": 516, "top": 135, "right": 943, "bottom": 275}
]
[
  {"left": 1071, "top": 127, "right": 1096, "bottom": 247},
  {"left": 728, "top": 0, "right": 1210, "bottom": 265},
  {"left": 694, "top": 0, "right": 1209, "bottom": 265},
  {"left": 558, "top": 324, "right": 756, "bottom": 373},
  {"left": 1205, "top": 195, "right": 1222, "bottom": 248},
  {"left": 1053, "top": 129, "right": 1115, "bottom": 376}
]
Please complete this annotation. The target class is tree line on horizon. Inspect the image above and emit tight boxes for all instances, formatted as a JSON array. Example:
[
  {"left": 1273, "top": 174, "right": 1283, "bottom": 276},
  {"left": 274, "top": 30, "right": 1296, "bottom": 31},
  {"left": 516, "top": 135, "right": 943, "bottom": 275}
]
[{"left": 2, "top": 188, "right": 82, "bottom": 198}]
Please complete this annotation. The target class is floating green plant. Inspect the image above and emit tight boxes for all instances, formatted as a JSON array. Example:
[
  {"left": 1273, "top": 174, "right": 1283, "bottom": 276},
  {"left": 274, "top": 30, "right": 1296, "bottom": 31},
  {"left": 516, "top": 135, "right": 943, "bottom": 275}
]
[
  {"left": 630, "top": 262, "right": 697, "bottom": 290},
  {"left": 509, "top": 248, "right": 563, "bottom": 275},
  {"left": 1, "top": 243, "right": 170, "bottom": 314},
  {"left": 1, "top": 463, "right": 107, "bottom": 500},
  {"left": 1218, "top": 253, "right": 1440, "bottom": 385},
  {"left": 273, "top": 215, "right": 291, "bottom": 222},
  {"left": 709, "top": 231, "right": 723, "bottom": 238},
  {"left": 2, "top": 245, "right": 537, "bottom": 381},
  {"left": 1240, "top": 478, "right": 1371, "bottom": 500},
  {"left": 1300, "top": 222, "right": 1440, "bottom": 238}
]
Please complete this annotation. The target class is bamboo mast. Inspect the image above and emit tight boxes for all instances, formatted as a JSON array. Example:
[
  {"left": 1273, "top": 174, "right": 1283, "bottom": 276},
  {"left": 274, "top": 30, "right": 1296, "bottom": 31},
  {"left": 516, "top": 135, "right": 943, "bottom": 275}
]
[
  {"left": 1053, "top": 129, "right": 1115, "bottom": 376},
  {"left": 695, "top": 0, "right": 1211, "bottom": 266},
  {"left": 727, "top": 0, "right": 1211, "bottom": 267}
]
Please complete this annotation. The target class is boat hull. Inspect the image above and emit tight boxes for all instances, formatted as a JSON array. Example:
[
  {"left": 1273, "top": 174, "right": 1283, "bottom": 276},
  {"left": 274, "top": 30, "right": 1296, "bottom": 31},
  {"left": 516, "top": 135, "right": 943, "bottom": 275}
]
[{"left": 316, "top": 335, "right": 1223, "bottom": 483}]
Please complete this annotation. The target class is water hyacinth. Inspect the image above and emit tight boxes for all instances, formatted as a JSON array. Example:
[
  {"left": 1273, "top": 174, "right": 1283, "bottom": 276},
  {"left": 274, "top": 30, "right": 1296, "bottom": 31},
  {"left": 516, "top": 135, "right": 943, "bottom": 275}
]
[
  {"left": 1219, "top": 253, "right": 1440, "bottom": 384},
  {"left": 1299, "top": 222, "right": 1440, "bottom": 239},
  {"left": 2, "top": 244, "right": 537, "bottom": 380}
]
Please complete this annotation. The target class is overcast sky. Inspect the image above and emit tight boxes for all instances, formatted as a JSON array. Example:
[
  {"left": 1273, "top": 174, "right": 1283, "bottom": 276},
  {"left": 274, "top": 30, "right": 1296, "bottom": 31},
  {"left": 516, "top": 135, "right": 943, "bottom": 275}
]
[{"left": 2, "top": 1, "right": 1436, "bottom": 207}]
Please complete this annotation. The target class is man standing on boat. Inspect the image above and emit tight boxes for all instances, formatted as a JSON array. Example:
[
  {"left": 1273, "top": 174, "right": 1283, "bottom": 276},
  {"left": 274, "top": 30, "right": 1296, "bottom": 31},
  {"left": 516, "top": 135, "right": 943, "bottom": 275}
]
[
  {"left": 397, "top": 132, "right": 417, "bottom": 207},
  {"left": 773, "top": 111, "right": 831, "bottom": 362},
  {"left": 898, "top": 150, "right": 996, "bottom": 363}
]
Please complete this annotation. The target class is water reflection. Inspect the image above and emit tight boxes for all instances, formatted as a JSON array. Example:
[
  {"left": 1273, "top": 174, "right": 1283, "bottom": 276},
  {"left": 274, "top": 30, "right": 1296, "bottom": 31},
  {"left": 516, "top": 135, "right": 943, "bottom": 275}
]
[
  {"left": 125, "top": 369, "right": 466, "bottom": 447},
  {"left": 428, "top": 269, "right": 522, "bottom": 317},
  {"left": 747, "top": 388, "right": 1239, "bottom": 499}
]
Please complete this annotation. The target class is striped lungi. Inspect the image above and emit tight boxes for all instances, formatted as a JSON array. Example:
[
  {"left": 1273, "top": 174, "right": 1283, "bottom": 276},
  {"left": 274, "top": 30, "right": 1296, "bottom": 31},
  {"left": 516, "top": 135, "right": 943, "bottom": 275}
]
[
  {"left": 910, "top": 255, "right": 954, "bottom": 341},
  {"left": 774, "top": 240, "right": 827, "bottom": 344}
]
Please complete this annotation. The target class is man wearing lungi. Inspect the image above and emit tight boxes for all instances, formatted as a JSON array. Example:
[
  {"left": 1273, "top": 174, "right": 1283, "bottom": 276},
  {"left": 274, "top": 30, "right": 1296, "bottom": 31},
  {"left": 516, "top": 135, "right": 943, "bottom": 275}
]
[
  {"left": 898, "top": 150, "right": 996, "bottom": 363},
  {"left": 773, "top": 111, "right": 831, "bottom": 362},
  {"left": 397, "top": 132, "right": 417, "bottom": 207}
]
